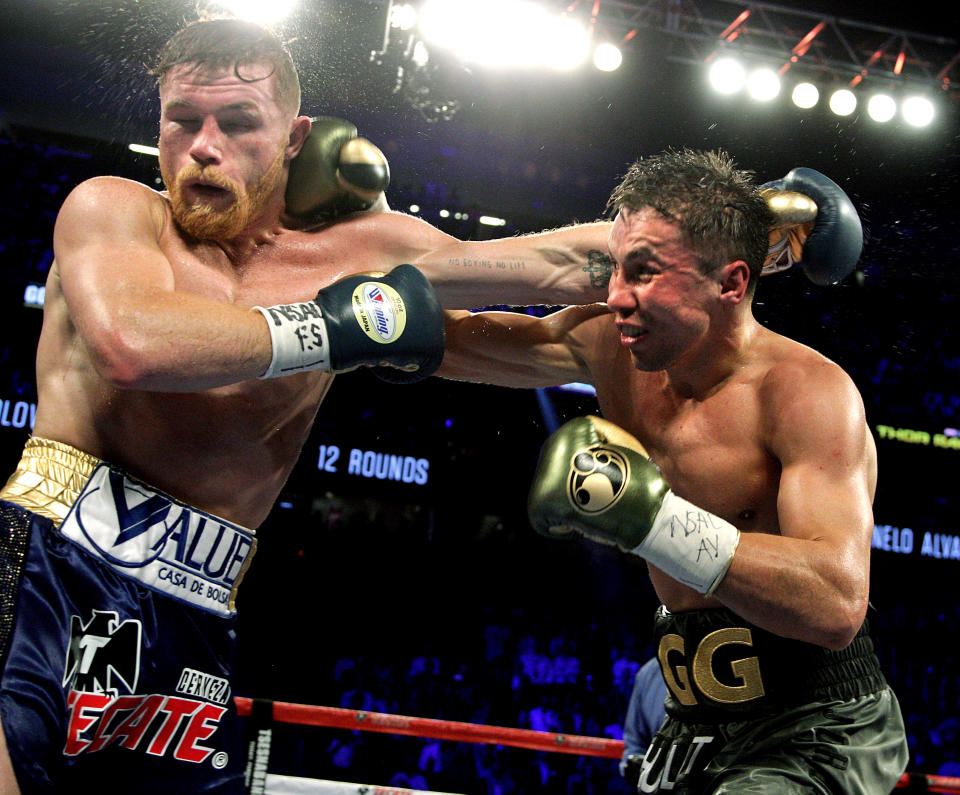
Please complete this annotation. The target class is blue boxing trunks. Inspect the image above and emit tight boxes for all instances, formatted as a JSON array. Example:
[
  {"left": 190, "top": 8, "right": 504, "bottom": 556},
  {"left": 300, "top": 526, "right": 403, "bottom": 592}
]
[{"left": 0, "top": 438, "right": 256, "bottom": 794}]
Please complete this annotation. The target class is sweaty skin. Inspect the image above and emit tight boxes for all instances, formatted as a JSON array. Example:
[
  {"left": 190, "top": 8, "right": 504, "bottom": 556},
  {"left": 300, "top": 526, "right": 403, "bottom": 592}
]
[
  {"left": 2, "top": 52, "right": 621, "bottom": 795},
  {"left": 34, "top": 63, "right": 611, "bottom": 530},
  {"left": 440, "top": 207, "right": 876, "bottom": 651}
]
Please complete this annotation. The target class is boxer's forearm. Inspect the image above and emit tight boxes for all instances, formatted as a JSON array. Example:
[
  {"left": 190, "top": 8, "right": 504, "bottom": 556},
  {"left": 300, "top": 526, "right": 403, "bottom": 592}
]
[
  {"left": 708, "top": 532, "right": 869, "bottom": 651},
  {"left": 81, "top": 289, "right": 273, "bottom": 392},
  {"left": 437, "top": 305, "right": 602, "bottom": 386},
  {"left": 413, "top": 222, "right": 613, "bottom": 309}
]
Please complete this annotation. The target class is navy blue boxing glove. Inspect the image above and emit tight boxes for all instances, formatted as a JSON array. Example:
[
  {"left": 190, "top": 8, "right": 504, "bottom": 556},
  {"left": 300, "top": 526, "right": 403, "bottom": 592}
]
[
  {"left": 255, "top": 265, "right": 443, "bottom": 381},
  {"left": 760, "top": 168, "right": 863, "bottom": 286}
]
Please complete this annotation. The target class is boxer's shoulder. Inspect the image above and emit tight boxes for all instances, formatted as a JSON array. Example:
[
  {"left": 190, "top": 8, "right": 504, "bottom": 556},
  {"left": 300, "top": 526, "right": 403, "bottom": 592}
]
[
  {"left": 56, "top": 176, "right": 169, "bottom": 241},
  {"left": 761, "top": 334, "right": 853, "bottom": 393},
  {"left": 62, "top": 174, "right": 164, "bottom": 209},
  {"left": 755, "top": 332, "right": 866, "bottom": 442}
]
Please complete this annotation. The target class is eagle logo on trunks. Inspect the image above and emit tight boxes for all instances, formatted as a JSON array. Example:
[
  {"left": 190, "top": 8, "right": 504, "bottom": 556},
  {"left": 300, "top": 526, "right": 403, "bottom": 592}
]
[
  {"left": 62, "top": 610, "right": 142, "bottom": 697},
  {"left": 566, "top": 445, "right": 630, "bottom": 514},
  {"left": 62, "top": 611, "right": 231, "bottom": 763},
  {"left": 59, "top": 464, "right": 255, "bottom": 616}
]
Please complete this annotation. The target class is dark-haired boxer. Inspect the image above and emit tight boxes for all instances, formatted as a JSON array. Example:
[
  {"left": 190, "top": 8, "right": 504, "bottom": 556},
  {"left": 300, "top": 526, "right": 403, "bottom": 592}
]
[
  {"left": 442, "top": 149, "right": 909, "bottom": 793},
  {"left": 0, "top": 17, "right": 632, "bottom": 795}
]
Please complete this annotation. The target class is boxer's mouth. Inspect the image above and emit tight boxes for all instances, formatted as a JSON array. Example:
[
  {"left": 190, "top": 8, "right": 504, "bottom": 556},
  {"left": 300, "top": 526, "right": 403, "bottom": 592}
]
[
  {"left": 617, "top": 322, "right": 648, "bottom": 343},
  {"left": 186, "top": 180, "right": 231, "bottom": 199}
]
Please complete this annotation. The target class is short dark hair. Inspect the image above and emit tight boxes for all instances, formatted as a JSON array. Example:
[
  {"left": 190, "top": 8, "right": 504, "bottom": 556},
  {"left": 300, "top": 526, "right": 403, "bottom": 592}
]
[
  {"left": 154, "top": 18, "right": 300, "bottom": 115},
  {"left": 607, "top": 149, "right": 773, "bottom": 289}
]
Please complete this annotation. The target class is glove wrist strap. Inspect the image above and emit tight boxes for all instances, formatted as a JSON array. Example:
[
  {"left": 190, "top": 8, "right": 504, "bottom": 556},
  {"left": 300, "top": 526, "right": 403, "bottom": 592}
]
[
  {"left": 631, "top": 491, "right": 740, "bottom": 595},
  {"left": 254, "top": 303, "right": 331, "bottom": 379}
]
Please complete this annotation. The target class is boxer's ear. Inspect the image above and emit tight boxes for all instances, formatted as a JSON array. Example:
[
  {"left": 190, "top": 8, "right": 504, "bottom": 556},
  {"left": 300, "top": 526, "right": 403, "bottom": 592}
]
[
  {"left": 285, "top": 115, "right": 312, "bottom": 160},
  {"left": 718, "top": 260, "right": 750, "bottom": 305}
]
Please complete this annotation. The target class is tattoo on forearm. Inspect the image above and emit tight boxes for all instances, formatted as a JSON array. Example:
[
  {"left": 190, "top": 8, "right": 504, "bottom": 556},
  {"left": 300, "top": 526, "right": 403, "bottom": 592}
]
[
  {"left": 583, "top": 250, "right": 613, "bottom": 288},
  {"left": 449, "top": 256, "right": 526, "bottom": 272}
]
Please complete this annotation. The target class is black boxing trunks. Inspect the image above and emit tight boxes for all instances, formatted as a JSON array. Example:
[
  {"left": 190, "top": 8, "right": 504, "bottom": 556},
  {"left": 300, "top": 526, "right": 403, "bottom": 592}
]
[
  {"left": 0, "top": 438, "right": 256, "bottom": 794},
  {"left": 636, "top": 605, "right": 908, "bottom": 794}
]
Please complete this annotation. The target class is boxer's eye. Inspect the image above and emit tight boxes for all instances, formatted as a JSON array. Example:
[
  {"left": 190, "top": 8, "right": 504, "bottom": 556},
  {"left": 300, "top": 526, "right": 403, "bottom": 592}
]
[
  {"left": 172, "top": 118, "right": 201, "bottom": 133},
  {"left": 219, "top": 114, "right": 260, "bottom": 134}
]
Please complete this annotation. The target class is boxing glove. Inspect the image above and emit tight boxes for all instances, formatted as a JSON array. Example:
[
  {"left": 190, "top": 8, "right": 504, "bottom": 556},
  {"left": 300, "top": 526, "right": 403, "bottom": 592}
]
[
  {"left": 527, "top": 416, "right": 739, "bottom": 595},
  {"left": 760, "top": 168, "right": 863, "bottom": 285},
  {"left": 285, "top": 116, "right": 390, "bottom": 219},
  {"left": 255, "top": 264, "right": 444, "bottom": 380}
]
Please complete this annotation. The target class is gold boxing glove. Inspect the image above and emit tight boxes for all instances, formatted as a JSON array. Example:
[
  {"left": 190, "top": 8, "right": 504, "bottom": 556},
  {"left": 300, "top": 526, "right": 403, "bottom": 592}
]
[{"left": 285, "top": 116, "right": 390, "bottom": 220}]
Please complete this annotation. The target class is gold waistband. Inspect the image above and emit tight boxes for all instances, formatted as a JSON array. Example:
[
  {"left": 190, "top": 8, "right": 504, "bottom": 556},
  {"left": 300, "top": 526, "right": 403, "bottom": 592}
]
[{"left": 0, "top": 437, "right": 102, "bottom": 525}]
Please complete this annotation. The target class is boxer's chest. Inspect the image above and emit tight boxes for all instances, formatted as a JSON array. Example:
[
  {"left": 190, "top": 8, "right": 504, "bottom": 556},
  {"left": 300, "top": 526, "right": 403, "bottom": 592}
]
[
  {"left": 157, "top": 224, "right": 389, "bottom": 308},
  {"left": 599, "top": 371, "right": 780, "bottom": 532}
]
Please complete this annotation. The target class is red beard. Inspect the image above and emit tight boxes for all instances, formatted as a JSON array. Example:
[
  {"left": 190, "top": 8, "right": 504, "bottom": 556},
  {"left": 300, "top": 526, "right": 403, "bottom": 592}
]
[{"left": 162, "top": 151, "right": 284, "bottom": 240}]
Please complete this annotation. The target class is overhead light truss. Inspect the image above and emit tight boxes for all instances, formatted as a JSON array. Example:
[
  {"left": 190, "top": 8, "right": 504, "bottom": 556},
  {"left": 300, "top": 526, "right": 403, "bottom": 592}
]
[{"left": 572, "top": 0, "right": 958, "bottom": 97}]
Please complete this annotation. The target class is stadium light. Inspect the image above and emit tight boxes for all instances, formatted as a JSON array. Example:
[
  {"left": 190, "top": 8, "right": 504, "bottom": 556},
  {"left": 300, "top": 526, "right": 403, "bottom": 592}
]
[
  {"left": 708, "top": 57, "right": 746, "bottom": 95},
  {"left": 746, "top": 67, "right": 780, "bottom": 101},
  {"left": 128, "top": 143, "right": 159, "bottom": 157},
  {"left": 791, "top": 82, "right": 819, "bottom": 109},
  {"left": 593, "top": 42, "right": 623, "bottom": 72},
  {"left": 539, "top": 16, "right": 591, "bottom": 70},
  {"left": 902, "top": 95, "right": 935, "bottom": 127},
  {"left": 411, "top": 40, "right": 430, "bottom": 68},
  {"left": 418, "top": 0, "right": 589, "bottom": 70},
  {"left": 390, "top": 3, "right": 418, "bottom": 30},
  {"left": 828, "top": 88, "right": 857, "bottom": 116},
  {"left": 867, "top": 93, "right": 897, "bottom": 123},
  {"left": 211, "top": 0, "right": 298, "bottom": 25}
]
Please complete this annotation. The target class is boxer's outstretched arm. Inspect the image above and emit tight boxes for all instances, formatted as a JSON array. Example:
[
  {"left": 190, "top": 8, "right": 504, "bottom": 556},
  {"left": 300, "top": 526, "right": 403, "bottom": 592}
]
[
  {"left": 710, "top": 359, "right": 875, "bottom": 650},
  {"left": 363, "top": 212, "right": 613, "bottom": 309},
  {"left": 54, "top": 176, "right": 275, "bottom": 391},
  {"left": 414, "top": 222, "right": 614, "bottom": 309},
  {"left": 437, "top": 304, "right": 609, "bottom": 387}
]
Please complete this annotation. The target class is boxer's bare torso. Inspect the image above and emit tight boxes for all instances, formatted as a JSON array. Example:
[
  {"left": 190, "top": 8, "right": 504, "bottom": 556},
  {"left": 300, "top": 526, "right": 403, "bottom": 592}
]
[
  {"left": 439, "top": 204, "right": 876, "bottom": 646},
  {"left": 34, "top": 178, "right": 611, "bottom": 528},
  {"left": 29, "top": 56, "right": 612, "bottom": 530},
  {"left": 575, "top": 313, "right": 877, "bottom": 614},
  {"left": 34, "top": 180, "right": 461, "bottom": 527},
  {"left": 36, "top": 187, "right": 377, "bottom": 525}
]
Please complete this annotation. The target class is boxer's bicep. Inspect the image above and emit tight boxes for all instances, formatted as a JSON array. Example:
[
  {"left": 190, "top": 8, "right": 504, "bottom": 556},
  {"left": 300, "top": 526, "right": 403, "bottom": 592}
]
[
  {"left": 52, "top": 177, "right": 267, "bottom": 390},
  {"left": 771, "top": 365, "right": 874, "bottom": 544},
  {"left": 54, "top": 177, "right": 175, "bottom": 323},
  {"left": 438, "top": 305, "right": 604, "bottom": 388},
  {"left": 713, "top": 363, "right": 873, "bottom": 647},
  {"left": 768, "top": 363, "right": 874, "bottom": 607}
]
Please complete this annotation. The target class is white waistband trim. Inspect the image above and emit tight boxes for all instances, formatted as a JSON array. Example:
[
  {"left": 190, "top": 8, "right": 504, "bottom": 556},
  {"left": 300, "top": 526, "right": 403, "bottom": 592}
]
[{"left": 59, "top": 464, "right": 256, "bottom": 617}]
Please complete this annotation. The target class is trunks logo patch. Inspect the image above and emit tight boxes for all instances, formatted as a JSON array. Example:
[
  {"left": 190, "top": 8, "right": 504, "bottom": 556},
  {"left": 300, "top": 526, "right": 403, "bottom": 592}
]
[
  {"left": 566, "top": 445, "right": 630, "bottom": 515},
  {"left": 176, "top": 667, "right": 231, "bottom": 705},
  {"left": 64, "top": 691, "right": 230, "bottom": 766},
  {"left": 60, "top": 618, "right": 231, "bottom": 767},
  {"left": 638, "top": 733, "right": 716, "bottom": 793},
  {"left": 658, "top": 628, "right": 766, "bottom": 707},
  {"left": 59, "top": 464, "right": 255, "bottom": 616},
  {"left": 63, "top": 610, "right": 142, "bottom": 697}
]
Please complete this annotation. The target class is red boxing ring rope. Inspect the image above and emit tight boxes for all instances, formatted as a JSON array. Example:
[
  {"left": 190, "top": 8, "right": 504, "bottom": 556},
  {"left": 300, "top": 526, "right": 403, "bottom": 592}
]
[
  {"left": 234, "top": 697, "right": 960, "bottom": 793},
  {"left": 235, "top": 697, "right": 621, "bottom": 758}
]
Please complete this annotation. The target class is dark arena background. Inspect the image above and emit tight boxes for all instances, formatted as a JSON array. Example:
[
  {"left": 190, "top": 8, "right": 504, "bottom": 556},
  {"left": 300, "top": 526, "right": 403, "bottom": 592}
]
[{"left": 1, "top": 0, "right": 959, "bottom": 792}]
